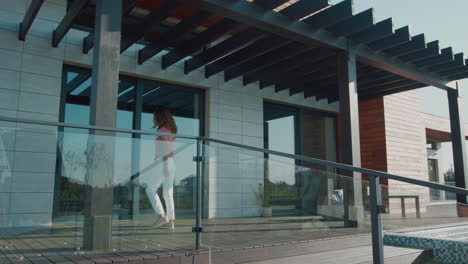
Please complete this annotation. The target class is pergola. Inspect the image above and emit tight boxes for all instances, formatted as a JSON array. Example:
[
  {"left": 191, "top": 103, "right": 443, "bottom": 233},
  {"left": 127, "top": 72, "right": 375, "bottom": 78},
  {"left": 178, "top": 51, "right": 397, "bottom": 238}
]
[{"left": 18, "top": 0, "right": 468, "bottom": 259}]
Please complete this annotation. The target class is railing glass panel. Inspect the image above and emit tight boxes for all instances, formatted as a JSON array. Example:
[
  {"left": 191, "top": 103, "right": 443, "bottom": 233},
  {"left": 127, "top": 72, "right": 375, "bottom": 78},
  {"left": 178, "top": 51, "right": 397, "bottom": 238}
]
[
  {"left": 0, "top": 120, "right": 197, "bottom": 262},
  {"left": 200, "top": 141, "right": 373, "bottom": 255}
]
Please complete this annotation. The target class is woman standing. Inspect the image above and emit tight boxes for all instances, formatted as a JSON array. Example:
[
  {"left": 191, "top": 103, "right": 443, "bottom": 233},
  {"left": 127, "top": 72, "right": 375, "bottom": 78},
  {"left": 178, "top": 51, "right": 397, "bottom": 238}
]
[{"left": 146, "top": 106, "right": 177, "bottom": 229}]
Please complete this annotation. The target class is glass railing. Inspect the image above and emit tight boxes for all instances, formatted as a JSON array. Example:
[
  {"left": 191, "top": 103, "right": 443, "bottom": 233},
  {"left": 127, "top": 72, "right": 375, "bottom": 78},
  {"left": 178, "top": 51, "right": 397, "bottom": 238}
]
[
  {"left": 200, "top": 141, "right": 373, "bottom": 254},
  {"left": 1, "top": 117, "right": 468, "bottom": 264},
  {"left": 0, "top": 119, "right": 198, "bottom": 262}
]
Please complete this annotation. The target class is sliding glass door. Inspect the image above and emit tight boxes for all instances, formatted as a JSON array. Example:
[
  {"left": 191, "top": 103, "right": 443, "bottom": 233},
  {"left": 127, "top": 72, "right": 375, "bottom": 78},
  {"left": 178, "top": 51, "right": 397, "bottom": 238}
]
[{"left": 264, "top": 102, "right": 337, "bottom": 216}]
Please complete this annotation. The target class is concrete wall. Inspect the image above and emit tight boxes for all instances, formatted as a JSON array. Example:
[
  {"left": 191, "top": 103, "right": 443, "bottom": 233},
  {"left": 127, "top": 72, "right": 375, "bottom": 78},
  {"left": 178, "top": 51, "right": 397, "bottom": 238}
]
[{"left": 0, "top": 0, "right": 339, "bottom": 227}]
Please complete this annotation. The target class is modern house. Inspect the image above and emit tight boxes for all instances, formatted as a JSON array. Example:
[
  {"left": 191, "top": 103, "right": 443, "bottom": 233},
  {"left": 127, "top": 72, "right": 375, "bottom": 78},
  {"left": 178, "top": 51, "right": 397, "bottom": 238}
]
[{"left": 0, "top": 0, "right": 468, "bottom": 263}]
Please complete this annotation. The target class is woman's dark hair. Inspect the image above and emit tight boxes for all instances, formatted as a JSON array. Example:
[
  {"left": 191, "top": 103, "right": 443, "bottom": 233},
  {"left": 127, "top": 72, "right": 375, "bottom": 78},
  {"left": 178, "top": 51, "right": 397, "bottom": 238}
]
[{"left": 153, "top": 106, "right": 177, "bottom": 134}]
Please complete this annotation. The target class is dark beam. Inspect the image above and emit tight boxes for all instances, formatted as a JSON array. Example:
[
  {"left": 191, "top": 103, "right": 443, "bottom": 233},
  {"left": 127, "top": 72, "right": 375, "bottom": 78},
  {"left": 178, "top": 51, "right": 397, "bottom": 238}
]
[
  {"left": 326, "top": 8, "right": 375, "bottom": 37},
  {"left": 383, "top": 34, "right": 426, "bottom": 57},
  {"left": 122, "top": 0, "right": 182, "bottom": 53},
  {"left": 138, "top": 10, "right": 213, "bottom": 63},
  {"left": 247, "top": 48, "right": 334, "bottom": 87},
  {"left": 205, "top": 35, "right": 289, "bottom": 78},
  {"left": 448, "top": 72, "right": 468, "bottom": 81},
  {"left": 66, "top": 72, "right": 91, "bottom": 94},
  {"left": 303, "top": 79, "right": 337, "bottom": 98},
  {"left": 285, "top": 67, "right": 337, "bottom": 94},
  {"left": 358, "top": 75, "right": 404, "bottom": 90},
  {"left": 358, "top": 71, "right": 394, "bottom": 85},
  {"left": 348, "top": 18, "right": 393, "bottom": 44},
  {"left": 183, "top": 0, "right": 454, "bottom": 90},
  {"left": 263, "top": 56, "right": 336, "bottom": 90},
  {"left": 414, "top": 47, "right": 453, "bottom": 68},
  {"left": 252, "top": 0, "right": 290, "bottom": 10},
  {"left": 359, "top": 82, "right": 426, "bottom": 99},
  {"left": 305, "top": 84, "right": 336, "bottom": 99},
  {"left": 224, "top": 42, "right": 310, "bottom": 82},
  {"left": 303, "top": 0, "right": 353, "bottom": 29},
  {"left": 367, "top": 26, "right": 411, "bottom": 51},
  {"left": 360, "top": 78, "right": 415, "bottom": 92},
  {"left": 19, "top": 0, "right": 45, "bottom": 41},
  {"left": 185, "top": 27, "right": 266, "bottom": 74},
  {"left": 161, "top": 18, "right": 241, "bottom": 68},
  {"left": 398, "top": 40, "right": 439, "bottom": 63},
  {"left": 280, "top": 0, "right": 329, "bottom": 20},
  {"left": 439, "top": 65, "right": 468, "bottom": 77},
  {"left": 82, "top": 0, "right": 142, "bottom": 53},
  {"left": 431, "top": 53, "right": 465, "bottom": 73},
  {"left": 52, "top": 0, "right": 90, "bottom": 47},
  {"left": 447, "top": 87, "right": 468, "bottom": 208}
]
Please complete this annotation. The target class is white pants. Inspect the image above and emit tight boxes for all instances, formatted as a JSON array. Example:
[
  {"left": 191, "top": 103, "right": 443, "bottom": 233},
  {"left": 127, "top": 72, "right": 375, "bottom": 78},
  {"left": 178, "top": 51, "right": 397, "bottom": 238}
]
[{"left": 145, "top": 157, "right": 176, "bottom": 220}]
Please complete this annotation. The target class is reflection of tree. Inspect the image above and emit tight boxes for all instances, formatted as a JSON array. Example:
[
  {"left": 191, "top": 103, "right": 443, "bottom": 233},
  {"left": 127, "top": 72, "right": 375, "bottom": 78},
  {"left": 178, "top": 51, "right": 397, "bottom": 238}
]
[{"left": 444, "top": 166, "right": 455, "bottom": 182}]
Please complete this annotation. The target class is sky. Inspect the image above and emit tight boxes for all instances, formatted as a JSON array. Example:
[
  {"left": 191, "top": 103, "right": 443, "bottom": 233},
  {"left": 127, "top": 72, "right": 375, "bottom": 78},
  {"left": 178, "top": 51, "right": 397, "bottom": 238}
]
[{"left": 330, "top": 0, "right": 468, "bottom": 121}]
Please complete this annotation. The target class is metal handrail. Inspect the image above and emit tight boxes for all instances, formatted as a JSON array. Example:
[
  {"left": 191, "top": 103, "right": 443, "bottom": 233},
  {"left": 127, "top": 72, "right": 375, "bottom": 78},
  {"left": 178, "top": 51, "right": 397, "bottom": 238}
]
[{"left": 1, "top": 115, "right": 468, "bottom": 196}]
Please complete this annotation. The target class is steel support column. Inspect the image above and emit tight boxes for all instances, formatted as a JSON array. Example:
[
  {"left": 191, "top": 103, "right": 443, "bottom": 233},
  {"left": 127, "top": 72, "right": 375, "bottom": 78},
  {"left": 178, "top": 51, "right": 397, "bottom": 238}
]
[
  {"left": 83, "top": 0, "right": 122, "bottom": 250},
  {"left": 338, "top": 50, "right": 364, "bottom": 227},
  {"left": 447, "top": 86, "right": 468, "bottom": 216}
]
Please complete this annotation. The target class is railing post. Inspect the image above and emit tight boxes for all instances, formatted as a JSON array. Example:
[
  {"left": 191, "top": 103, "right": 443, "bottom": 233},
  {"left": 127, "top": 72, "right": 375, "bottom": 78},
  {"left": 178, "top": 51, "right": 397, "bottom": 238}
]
[
  {"left": 415, "top": 196, "right": 421, "bottom": 219},
  {"left": 193, "top": 138, "right": 203, "bottom": 250},
  {"left": 401, "top": 197, "right": 406, "bottom": 217},
  {"left": 370, "top": 175, "right": 384, "bottom": 264}
]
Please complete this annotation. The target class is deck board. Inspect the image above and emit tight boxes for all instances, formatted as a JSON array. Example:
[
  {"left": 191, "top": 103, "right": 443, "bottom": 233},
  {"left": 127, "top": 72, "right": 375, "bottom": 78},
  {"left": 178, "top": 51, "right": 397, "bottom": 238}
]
[{"left": 1, "top": 215, "right": 465, "bottom": 264}]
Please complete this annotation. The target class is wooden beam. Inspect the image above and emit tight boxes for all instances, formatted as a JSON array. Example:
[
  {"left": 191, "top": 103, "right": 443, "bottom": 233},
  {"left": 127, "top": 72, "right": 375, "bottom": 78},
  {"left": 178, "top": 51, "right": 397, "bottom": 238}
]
[
  {"left": 285, "top": 68, "right": 337, "bottom": 94},
  {"left": 121, "top": 0, "right": 182, "bottom": 53},
  {"left": 224, "top": 42, "right": 310, "bottom": 82},
  {"left": 302, "top": 0, "right": 353, "bottom": 29},
  {"left": 185, "top": 27, "right": 265, "bottom": 74},
  {"left": 205, "top": 35, "right": 289, "bottom": 78},
  {"left": 397, "top": 40, "right": 439, "bottom": 63},
  {"left": 358, "top": 75, "right": 403, "bottom": 90},
  {"left": 138, "top": 10, "right": 213, "bottom": 63},
  {"left": 160, "top": 18, "right": 241, "bottom": 68},
  {"left": 431, "top": 53, "right": 465, "bottom": 72},
  {"left": 52, "top": 0, "right": 90, "bottom": 47},
  {"left": 448, "top": 72, "right": 468, "bottom": 81},
  {"left": 439, "top": 64, "right": 468, "bottom": 77},
  {"left": 360, "top": 78, "right": 415, "bottom": 92},
  {"left": 182, "top": 0, "right": 455, "bottom": 90},
  {"left": 252, "top": 0, "right": 290, "bottom": 10},
  {"left": 261, "top": 54, "right": 336, "bottom": 89},
  {"left": 367, "top": 26, "right": 410, "bottom": 51},
  {"left": 82, "top": 0, "right": 142, "bottom": 53},
  {"left": 19, "top": 0, "right": 45, "bottom": 41},
  {"left": 359, "top": 82, "right": 426, "bottom": 99},
  {"left": 326, "top": 8, "right": 375, "bottom": 37},
  {"left": 280, "top": 0, "right": 329, "bottom": 20},
  {"left": 245, "top": 48, "right": 334, "bottom": 87},
  {"left": 414, "top": 47, "right": 453, "bottom": 68},
  {"left": 383, "top": 34, "right": 426, "bottom": 57},
  {"left": 348, "top": 18, "right": 393, "bottom": 44}
]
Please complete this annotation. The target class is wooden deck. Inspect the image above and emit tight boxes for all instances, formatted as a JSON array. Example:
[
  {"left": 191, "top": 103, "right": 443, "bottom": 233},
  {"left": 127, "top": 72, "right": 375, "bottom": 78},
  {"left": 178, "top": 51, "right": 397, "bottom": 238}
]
[{"left": 0, "top": 214, "right": 464, "bottom": 264}]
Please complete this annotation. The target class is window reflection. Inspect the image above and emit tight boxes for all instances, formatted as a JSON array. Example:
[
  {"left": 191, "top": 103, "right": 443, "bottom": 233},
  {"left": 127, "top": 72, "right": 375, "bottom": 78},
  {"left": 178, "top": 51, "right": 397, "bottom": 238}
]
[
  {"left": 56, "top": 66, "right": 204, "bottom": 223},
  {"left": 264, "top": 102, "right": 337, "bottom": 216}
]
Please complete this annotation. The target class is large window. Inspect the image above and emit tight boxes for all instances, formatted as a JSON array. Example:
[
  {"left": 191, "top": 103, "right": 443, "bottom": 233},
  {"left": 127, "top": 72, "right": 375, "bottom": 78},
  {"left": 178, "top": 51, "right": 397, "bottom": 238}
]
[
  {"left": 55, "top": 66, "right": 205, "bottom": 220},
  {"left": 263, "top": 102, "right": 337, "bottom": 216}
]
